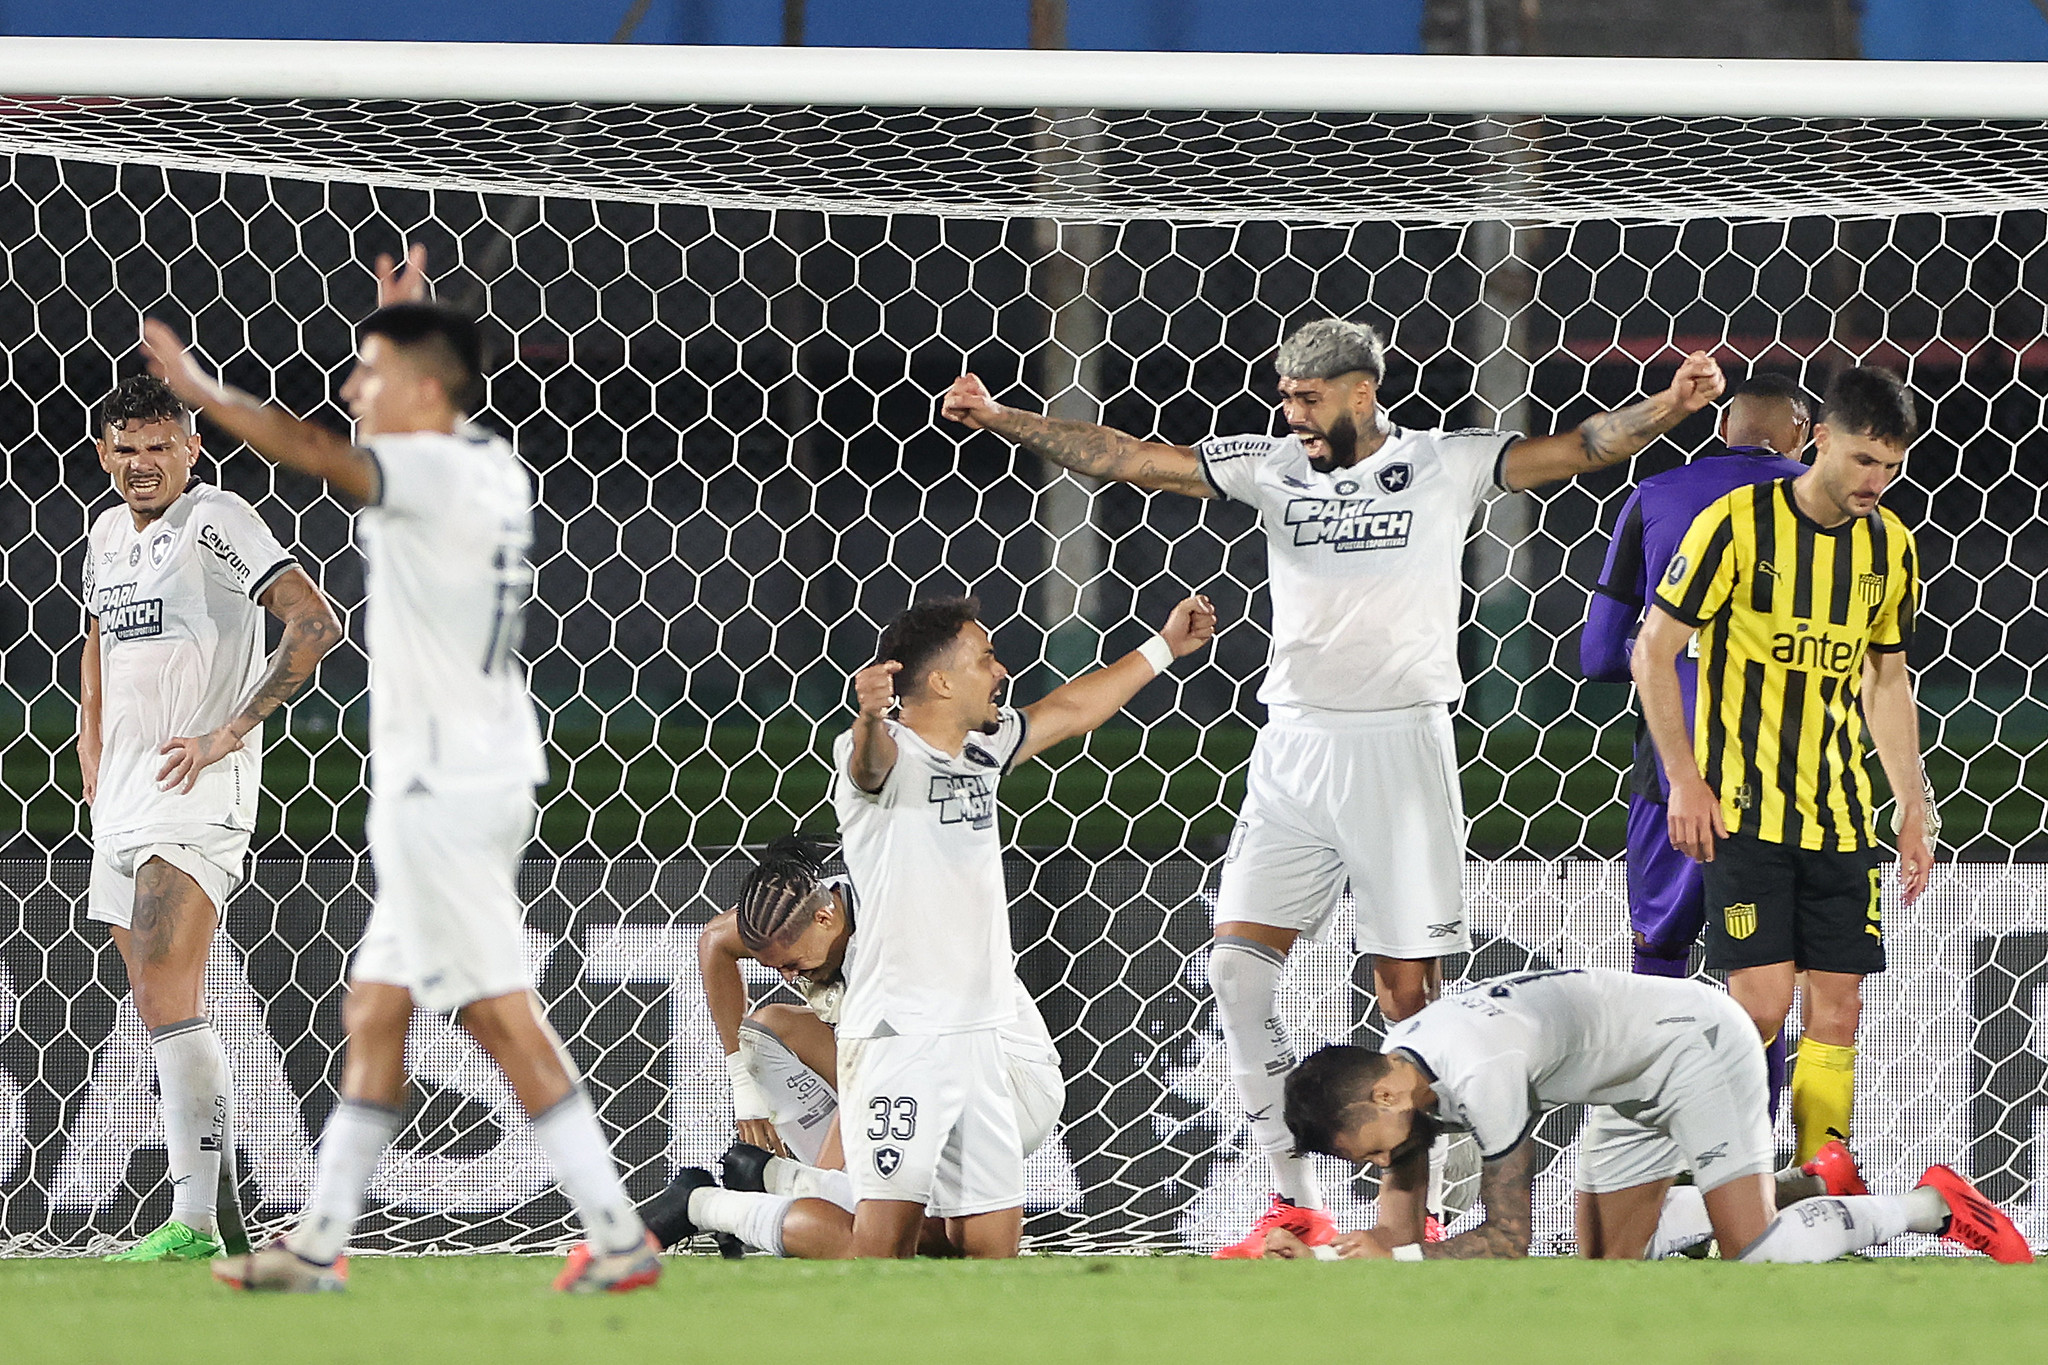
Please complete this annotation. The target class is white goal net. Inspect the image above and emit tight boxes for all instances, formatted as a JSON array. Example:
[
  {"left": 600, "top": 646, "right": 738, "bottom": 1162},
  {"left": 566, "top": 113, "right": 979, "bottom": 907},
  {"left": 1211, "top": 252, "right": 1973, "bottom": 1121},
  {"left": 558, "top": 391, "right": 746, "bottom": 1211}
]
[{"left": 2, "top": 42, "right": 2047, "bottom": 1255}]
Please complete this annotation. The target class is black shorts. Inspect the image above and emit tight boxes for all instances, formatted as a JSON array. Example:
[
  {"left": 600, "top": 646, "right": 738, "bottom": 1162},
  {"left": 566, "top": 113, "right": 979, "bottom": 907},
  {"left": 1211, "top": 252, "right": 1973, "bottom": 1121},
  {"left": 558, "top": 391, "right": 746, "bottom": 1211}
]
[{"left": 1701, "top": 831, "right": 1886, "bottom": 976}]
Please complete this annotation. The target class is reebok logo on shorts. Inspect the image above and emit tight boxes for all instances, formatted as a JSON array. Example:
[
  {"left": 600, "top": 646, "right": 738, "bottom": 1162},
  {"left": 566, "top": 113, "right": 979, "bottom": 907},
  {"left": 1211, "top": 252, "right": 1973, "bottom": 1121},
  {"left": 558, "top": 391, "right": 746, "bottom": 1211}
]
[
  {"left": 1428, "top": 920, "right": 1463, "bottom": 939},
  {"left": 874, "top": 1146, "right": 903, "bottom": 1178},
  {"left": 1696, "top": 1142, "right": 1728, "bottom": 1167}
]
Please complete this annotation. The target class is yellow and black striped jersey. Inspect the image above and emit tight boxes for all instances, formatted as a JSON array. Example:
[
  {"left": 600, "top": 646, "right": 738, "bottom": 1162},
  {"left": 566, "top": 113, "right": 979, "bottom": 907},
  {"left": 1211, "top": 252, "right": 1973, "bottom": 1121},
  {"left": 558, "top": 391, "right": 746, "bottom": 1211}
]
[{"left": 1653, "top": 477, "right": 1919, "bottom": 852}]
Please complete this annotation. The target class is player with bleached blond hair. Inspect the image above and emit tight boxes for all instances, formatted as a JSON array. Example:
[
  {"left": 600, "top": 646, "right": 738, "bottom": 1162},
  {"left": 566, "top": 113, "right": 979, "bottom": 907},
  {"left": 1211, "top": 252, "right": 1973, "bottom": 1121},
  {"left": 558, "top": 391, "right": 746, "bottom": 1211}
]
[{"left": 943, "top": 319, "right": 1727, "bottom": 1255}]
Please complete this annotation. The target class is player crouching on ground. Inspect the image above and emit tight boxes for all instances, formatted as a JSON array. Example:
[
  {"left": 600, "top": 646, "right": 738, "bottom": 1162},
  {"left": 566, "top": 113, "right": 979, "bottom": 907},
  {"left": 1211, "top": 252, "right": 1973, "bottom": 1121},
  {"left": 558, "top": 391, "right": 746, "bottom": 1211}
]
[
  {"left": 835, "top": 593, "right": 1214, "bottom": 1258},
  {"left": 626, "top": 835, "right": 1066, "bottom": 1259},
  {"left": 1263, "top": 968, "right": 2030, "bottom": 1264}
]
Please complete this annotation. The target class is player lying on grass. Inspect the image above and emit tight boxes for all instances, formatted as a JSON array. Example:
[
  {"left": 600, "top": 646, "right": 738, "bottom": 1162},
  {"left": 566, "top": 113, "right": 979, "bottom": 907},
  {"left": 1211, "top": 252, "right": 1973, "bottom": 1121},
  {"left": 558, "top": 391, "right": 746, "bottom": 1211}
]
[
  {"left": 1264, "top": 967, "right": 2030, "bottom": 1263},
  {"left": 653, "top": 833, "right": 1064, "bottom": 1257},
  {"left": 145, "top": 245, "right": 657, "bottom": 1294}
]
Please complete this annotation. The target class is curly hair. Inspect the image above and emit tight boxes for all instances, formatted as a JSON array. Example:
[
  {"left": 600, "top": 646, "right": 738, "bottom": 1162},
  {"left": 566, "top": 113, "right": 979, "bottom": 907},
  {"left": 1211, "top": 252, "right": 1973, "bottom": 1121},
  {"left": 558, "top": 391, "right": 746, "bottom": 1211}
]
[{"left": 736, "top": 834, "right": 837, "bottom": 953}]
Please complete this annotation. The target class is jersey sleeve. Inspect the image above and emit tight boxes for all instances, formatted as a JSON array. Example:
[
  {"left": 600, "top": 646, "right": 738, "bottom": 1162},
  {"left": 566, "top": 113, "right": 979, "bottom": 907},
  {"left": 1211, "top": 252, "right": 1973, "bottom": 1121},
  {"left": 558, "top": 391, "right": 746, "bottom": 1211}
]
[
  {"left": 1651, "top": 497, "right": 1741, "bottom": 628},
  {"left": 368, "top": 432, "right": 480, "bottom": 520},
  {"left": 1192, "top": 434, "right": 1277, "bottom": 504},
  {"left": 1868, "top": 517, "right": 1920, "bottom": 654},
  {"left": 1434, "top": 428, "right": 1522, "bottom": 508},
  {"left": 831, "top": 722, "right": 904, "bottom": 813},
  {"left": 1387, "top": 1013, "right": 1536, "bottom": 1161},
  {"left": 1593, "top": 489, "right": 1648, "bottom": 608},
  {"left": 197, "top": 493, "right": 297, "bottom": 601}
]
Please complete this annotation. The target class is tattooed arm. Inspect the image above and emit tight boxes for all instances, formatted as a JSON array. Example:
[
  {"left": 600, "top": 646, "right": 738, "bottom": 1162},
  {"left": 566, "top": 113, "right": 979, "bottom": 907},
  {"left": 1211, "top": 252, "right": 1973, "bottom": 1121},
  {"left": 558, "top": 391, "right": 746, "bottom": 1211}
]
[
  {"left": 939, "top": 374, "right": 1215, "bottom": 498},
  {"left": 155, "top": 568, "right": 342, "bottom": 793},
  {"left": 1422, "top": 1134, "right": 1537, "bottom": 1259},
  {"left": 1499, "top": 351, "right": 1726, "bottom": 493}
]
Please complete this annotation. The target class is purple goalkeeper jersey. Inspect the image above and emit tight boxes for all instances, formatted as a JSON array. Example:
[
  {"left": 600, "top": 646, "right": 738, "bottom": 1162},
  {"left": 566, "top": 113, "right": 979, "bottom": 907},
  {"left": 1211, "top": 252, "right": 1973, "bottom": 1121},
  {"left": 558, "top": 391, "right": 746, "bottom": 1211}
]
[{"left": 1584, "top": 444, "right": 1809, "bottom": 800}]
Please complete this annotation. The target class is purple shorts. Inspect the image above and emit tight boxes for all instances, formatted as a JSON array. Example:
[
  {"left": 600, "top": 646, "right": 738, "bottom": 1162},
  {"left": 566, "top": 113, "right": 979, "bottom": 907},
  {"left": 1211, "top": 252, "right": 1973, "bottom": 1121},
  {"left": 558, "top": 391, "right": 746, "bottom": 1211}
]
[{"left": 1627, "top": 793, "right": 1705, "bottom": 963}]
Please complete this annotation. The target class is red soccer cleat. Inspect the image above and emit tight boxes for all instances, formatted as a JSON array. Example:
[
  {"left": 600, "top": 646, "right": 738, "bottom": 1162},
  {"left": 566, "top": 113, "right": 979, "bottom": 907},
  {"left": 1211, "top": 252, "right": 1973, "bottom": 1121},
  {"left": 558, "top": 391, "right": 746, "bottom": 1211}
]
[
  {"left": 553, "top": 1232, "right": 663, "bottom": 1293},
  {"left": 1801, "top": 1139, "right": 1870, "bottom": 1197},
  {"left": 1213, "top": 1195, "right": 1337, "bottom": 1259},
  {"left": 1918, "top": 1165, "right": 2034, "bottom": 1265},
  {"left": 1423, "top": 1214, "right": 1446, "bottom": 1243}
]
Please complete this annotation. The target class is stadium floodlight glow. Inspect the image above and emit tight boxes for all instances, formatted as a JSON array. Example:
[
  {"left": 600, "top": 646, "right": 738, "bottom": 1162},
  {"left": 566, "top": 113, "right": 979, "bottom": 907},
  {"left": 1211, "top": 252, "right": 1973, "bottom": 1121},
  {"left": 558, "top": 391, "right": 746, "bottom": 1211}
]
[{"left": 2, "top": 42, "right": 2045, "bottom": 1258}]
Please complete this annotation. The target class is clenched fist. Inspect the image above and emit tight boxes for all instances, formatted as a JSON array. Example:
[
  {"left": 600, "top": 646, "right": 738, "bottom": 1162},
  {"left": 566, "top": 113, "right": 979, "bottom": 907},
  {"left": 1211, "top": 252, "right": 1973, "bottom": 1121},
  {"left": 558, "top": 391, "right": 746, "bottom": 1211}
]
[
  {"left": 1667, "top": 351, "right": 1726, "bottom": 415},
  {"left": 853, "top": 659, "right": 902, "bottom": 720},
  {"left": 1159, "top": 594, "right": 1218, "bottom": 659},
  {"left": 939, "top": 374, "right": 1003, "bottom": 430}
]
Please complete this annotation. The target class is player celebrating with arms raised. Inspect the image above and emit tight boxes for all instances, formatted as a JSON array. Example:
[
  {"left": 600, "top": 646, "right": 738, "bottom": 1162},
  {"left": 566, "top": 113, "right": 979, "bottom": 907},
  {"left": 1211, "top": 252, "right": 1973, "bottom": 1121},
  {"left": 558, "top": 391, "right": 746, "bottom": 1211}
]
[
  {"left": 142, "top": 246, "right": 657, "bottom": 1294},
  {"left": 943, "top": 319, "right": 1725, "bottom": 1254},
  {"left": 82, "top": 375, "right": 341, "bottom": 1261},
  {"left": 833, "top": 592, "right": 1213, "bottom": 1258},
  {"left": 1633, "top": 367, "right": 1931, "bottom": 1169}
]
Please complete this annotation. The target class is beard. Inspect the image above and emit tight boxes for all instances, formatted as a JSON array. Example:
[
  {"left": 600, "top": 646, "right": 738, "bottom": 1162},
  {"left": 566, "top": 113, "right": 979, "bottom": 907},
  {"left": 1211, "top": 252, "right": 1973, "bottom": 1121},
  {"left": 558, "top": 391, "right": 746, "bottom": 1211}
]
[
  {"left": 1306, "top": 411, "right": 1359, "bottom": 471},
  {"left": 1386, "top": 1106, "right": 1445, "bottom": 1169}
]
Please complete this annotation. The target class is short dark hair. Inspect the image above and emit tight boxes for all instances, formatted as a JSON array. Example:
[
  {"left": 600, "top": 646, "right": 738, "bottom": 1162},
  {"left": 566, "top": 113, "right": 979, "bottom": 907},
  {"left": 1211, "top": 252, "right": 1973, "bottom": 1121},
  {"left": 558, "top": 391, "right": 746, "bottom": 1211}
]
[
  {"left": 736, "top": 833, "right": 836, "bottom": 953},
  {"left": 876, "top": 596, "right": 982, "bottom": 699},
  {"left": 1820, "top": 366, "right": 1918, "bottom": 448},
  {"left": 360, "top": 303, "right": 485, "bottom": 414},
  {"left": 1731, "top": 371, "right": 1810, "bottom": 421},
  {"left": 97, "top": 374, "right": 190, "bottom": 438},
  {"left": 1283, "top": 1044, "right": 1395, "bottom": 1159}
]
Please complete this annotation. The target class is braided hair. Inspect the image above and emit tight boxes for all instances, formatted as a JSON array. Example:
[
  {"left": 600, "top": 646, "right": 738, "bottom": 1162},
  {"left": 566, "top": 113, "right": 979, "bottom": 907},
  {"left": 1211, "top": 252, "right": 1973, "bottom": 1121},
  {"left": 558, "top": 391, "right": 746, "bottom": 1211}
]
[{"left": 736, "top": 834, "right": 837, "bottom": 953}]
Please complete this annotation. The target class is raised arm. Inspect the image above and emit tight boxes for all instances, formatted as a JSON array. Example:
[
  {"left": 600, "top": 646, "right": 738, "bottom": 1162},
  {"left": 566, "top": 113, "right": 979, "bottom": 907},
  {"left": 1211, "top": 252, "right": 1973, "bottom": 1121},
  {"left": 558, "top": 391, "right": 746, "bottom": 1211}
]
[
  {"left": 139, "top": 320, "right": 381, "bottom": 506},
  {"left": 1014, "top": 595, "right": 1217, "bottom": 766},
  {"left": 1634, "top": 605, "right": 1724, "bottom": 863},
  {"left": 156, "top": 567, "right": 343, "bottom": 794},
  {"left": 846, "top": 660, "right": 902, "bottom": 794},
  {"left": 940, "top": 374, "right": 1215, "bottom": 498},
  {"left": 78, "top": 618, "right": 102, "bottom": 806},
  {"left": 1861, "top": 649, "right": 1933, "bottom": 907},
  {"left": 1501, "top": 352, "right": 1726, "bottom": 493}
]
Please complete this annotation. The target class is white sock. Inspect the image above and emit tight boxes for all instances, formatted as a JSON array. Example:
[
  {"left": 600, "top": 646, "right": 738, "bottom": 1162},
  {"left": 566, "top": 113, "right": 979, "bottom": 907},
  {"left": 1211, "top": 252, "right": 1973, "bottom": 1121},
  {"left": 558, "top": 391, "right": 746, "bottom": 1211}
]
[
  {"left": 289, "top": 1099, "right": 401, "bottom": 1264},
  {"left": 764, "top": 1156, "right": 857, "bottom": 1213},
  {"left": 1210, "top": 936, "right": 1323, "bottom": 1209},
  {"left": 149, "top": 1017, "right": 229, "bottom": 1236},
  {"left": 531, "top": 1089, "right": 646, "bottom": 1255},
  {"left": 1644, "top": 1184, "right": 1714, "bottom": 1259},
  {"left": 1736, "top": 1189, "right": 1946, "bottom": 1263},
  {"left": 688, "top": 1187, "right": 794, "bottom": 1256}
]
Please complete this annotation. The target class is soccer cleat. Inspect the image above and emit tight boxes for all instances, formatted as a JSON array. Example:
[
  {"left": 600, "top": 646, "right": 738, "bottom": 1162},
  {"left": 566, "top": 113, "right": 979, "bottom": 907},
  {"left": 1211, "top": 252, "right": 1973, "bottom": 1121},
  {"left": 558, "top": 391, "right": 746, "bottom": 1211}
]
[
  {"left": 1212, "top": 1195, "right": 1337, "bottom": 1260},
  {"left": 212, "top": 1243, "right": 348, "bottom": 1292},
  {"left": 1423, "top": 1215, "right": 1446, "bottom": 1244},
  {"left": 105, "top": 1220, "right": 222, "bottom": 1262},
  {"left": 1801, "top": 1138, "right": 1870, "bottom": 1197},
  {"left": 1918, "top": 1165, "right": 2034, "bottom": 1265},
  {"left": 554, "top": 1231, "right": 662, "bottom": 1294},
  {"left": 721, "top": 1142, "right": 773, "bottom": 1194},
  {"left": 639, "top": 1166, "right": 717, "bottom": 1251}
]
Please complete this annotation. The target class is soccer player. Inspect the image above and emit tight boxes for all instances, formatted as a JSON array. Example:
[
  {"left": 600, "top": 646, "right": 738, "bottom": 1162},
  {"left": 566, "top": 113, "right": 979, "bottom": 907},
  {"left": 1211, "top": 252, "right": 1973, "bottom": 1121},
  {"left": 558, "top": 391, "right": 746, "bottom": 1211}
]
[
  {"left": 1266, "top": 968, "right": 2029, "bottom": 1263},
  {"left": 942, "top": 320, "right": 1726, "bottom": 1254},
  {"left": 1580, "top": 373, "right": 1810, "bottom": 1121},
  {"left": 81, "top": 374, "right": 341, "bottom": 1261},
  {"left": 626, "top": 835, "right": 1067, "bottom": 1260},
  {"left": 141, "top": 245, "right": 658, "bottom": 1293},
  {"left": 831, "top": 592, "right": 1213, "bottom": 1258},
  {"left": 1633, "top": 367, "right": 1932, "bottom": 1169}
]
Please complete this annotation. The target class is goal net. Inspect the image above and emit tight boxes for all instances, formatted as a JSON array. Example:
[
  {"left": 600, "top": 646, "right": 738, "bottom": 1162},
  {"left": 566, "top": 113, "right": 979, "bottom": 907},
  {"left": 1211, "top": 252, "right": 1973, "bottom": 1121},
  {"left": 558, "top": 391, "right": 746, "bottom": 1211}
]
[{"left": 3, "top": 40, "right": 2046, "bottom": 1256}]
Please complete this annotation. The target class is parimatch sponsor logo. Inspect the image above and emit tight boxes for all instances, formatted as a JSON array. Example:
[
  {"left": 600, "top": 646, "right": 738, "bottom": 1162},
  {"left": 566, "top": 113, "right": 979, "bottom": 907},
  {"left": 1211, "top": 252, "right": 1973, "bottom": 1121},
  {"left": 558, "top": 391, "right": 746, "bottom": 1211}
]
[
  {"left": 92, "top": 582, "right": 164, "bottom": 640},
  {"left": 1283, "top": 498, "right": 1413, "bottom": 552}
]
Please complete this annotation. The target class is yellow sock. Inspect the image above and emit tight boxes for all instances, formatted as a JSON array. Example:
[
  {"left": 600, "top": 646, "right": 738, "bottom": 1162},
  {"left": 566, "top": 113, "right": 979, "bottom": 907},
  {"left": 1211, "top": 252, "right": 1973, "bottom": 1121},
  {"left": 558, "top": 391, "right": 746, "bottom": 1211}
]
[{"left": 1791, "top": 1038, "right": 1856, "bottom": 1166}]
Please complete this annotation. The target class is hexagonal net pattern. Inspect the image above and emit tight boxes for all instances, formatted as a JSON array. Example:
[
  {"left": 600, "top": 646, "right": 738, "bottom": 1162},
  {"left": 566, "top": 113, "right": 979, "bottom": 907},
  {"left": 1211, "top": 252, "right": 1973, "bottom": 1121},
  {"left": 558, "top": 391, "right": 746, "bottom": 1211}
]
[{"left": 1, "top": 102, "right": 2046, "bottom": 1256}]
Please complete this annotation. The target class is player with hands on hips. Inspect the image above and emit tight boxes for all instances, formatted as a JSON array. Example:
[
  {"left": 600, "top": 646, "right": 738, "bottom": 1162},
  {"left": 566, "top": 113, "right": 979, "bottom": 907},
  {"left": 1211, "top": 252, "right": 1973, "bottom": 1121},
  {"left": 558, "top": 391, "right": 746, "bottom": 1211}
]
[
  {"left": 830, "top": 591, "right": 1215, "bottom": 1259},
  {"left": 946, "top": 323, "right": 1725, "bottom": 1256}
]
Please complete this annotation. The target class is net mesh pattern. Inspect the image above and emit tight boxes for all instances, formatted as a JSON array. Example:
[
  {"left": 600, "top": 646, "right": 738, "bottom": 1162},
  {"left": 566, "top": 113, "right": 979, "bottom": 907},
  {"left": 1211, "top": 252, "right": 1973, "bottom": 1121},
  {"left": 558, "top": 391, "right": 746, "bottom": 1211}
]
[{"left": 0, "top": 96, "right": 2045, "bottom": 1253}]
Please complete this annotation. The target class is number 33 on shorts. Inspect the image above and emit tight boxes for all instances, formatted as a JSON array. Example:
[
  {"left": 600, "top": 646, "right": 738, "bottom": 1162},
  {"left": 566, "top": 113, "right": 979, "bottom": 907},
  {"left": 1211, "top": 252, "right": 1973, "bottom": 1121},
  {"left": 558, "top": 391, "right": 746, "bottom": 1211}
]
[{"left": 868, "top": 1096, "right": 918, "bottom": 1141}]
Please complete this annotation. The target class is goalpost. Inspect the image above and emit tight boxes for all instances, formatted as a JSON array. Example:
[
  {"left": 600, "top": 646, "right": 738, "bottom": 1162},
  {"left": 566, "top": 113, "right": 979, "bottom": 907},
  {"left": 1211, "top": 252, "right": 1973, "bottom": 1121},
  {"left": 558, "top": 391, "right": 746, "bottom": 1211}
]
[{"left": 2, "top": 39, "right": 2047, "bottom": 1255}]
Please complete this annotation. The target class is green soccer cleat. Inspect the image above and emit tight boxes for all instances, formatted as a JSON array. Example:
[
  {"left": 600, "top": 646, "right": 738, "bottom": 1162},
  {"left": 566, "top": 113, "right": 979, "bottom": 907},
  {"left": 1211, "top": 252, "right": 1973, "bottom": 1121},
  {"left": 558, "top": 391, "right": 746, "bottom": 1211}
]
[{"left": 104, "top": 1221, "right": 222, "bottom": 1262}]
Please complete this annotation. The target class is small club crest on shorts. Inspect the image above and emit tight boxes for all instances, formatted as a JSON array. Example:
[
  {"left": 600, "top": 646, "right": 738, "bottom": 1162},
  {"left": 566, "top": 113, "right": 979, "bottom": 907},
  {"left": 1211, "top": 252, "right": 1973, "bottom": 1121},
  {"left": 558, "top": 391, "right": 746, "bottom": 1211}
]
[
  {"left": 874, "top": 1146, "right": 903, "bottom": 1178},
  {"left": 1723, "top": 903, "right": 1758, "bottom": 940}
]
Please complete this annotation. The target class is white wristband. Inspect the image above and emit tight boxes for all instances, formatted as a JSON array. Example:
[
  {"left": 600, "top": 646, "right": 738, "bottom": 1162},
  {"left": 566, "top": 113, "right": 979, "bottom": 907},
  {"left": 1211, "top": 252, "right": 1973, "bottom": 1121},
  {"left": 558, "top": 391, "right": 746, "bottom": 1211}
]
[
  {"left": 1310, "top": 1244, "right": 1342, "bottom": 1261},
  {"left": 726, "top": 1050, "right": 771, "bottom": 1122},
  {"left": 1136, "top": 634, "right": 1175, "bottom": 676},
  {"left": 1391, "top": 1243, "right": 1425, "bottom": 1262}
]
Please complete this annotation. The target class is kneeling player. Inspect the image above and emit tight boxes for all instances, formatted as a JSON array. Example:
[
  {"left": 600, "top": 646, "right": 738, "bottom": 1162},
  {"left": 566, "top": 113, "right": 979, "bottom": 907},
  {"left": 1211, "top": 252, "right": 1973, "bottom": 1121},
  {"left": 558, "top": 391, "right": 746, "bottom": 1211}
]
[{"left": 1268, "top": 968, "right": 2029, "bottom": 1263}]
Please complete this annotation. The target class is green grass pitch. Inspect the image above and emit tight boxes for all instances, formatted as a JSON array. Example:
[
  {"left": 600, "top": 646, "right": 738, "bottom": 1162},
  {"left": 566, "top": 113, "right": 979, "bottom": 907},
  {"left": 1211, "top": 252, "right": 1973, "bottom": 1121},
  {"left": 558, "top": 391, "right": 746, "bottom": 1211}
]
[{"left": 1, "top": 1254, "right": 2040, "bottom": 1365}]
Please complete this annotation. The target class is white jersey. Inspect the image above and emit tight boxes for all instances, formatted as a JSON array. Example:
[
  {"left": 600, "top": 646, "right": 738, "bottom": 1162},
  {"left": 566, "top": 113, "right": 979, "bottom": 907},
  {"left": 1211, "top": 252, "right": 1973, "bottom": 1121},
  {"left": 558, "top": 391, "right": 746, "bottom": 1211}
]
[
  {"left": 806, "top": 874, "right": 1060, "bottom": 1065},
  {"left": 1384, "top": 969, "right": 1739, "bottom": 1160},
  {"left": 84, "top": 484, "right": 294, "bottom": 848},
  {"left": 1195, "top": 426, "right": 1519, "bottom": 713},
  {"left": 830, "top": 709, "right": 1028, "bottom": 1038},
  {"left": 359, "top": 428, "right": 547, "bottom": 795}
]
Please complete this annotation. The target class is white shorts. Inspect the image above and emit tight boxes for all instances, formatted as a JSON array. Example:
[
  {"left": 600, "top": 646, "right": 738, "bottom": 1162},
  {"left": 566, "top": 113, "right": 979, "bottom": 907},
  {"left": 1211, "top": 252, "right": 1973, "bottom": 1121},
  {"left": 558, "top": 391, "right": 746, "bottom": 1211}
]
[
  {"left": 839, "top": 1029, "right": 1023, "bottom": 1219},
  {"left": 1007, "top": 1055, "right": 1065, "bottom": 1157},
  {"left": 88, "top": 828, "right": 249, "bottom": 929},
  {"left": 352, "top": 781, "right": 535, "bottom": 1015},
  {"left": 738, "top": 1018, "right": 841, "bottom": 1166},
  {"left": 1213, "top": 704, "right": 1470, "bottom": 957},
  {"left": 1574, "top": 992, "right": 1773, "bottom": 1196}
]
